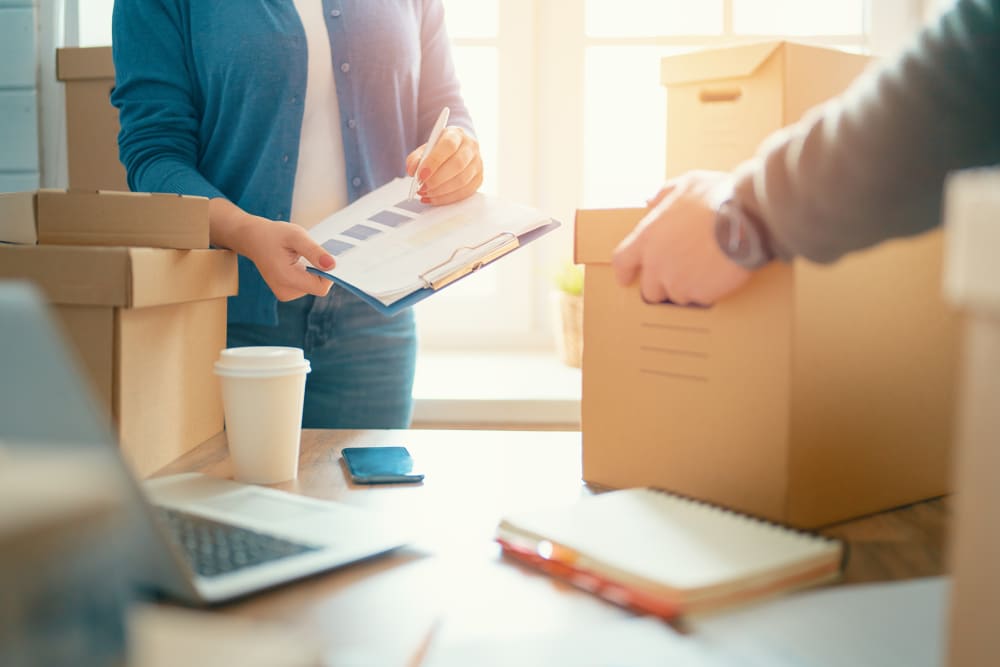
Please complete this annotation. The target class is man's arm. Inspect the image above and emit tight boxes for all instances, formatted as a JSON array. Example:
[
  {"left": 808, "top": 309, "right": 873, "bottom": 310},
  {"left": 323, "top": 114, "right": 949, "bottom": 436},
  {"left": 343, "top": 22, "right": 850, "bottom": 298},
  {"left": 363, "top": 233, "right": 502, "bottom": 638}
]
[{"left": 738, "top": 0, "right": 1000, "bottom": 263}]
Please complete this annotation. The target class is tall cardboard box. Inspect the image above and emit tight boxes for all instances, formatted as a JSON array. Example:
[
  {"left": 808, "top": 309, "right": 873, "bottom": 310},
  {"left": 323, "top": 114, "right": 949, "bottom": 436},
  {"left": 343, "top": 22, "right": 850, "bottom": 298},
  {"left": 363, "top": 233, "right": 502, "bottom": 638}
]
[
  {"left": 56, "top": 46, "right": 128, "bottom": 191},
  {"left": 941, "top": 169, "right": 1000, "bottom": 667},
  {"left": 0, "top": 245, "right": 238, "bottom": 477},
  {"left": 575, "top": 42, "right": 961, "bottom": 527}
]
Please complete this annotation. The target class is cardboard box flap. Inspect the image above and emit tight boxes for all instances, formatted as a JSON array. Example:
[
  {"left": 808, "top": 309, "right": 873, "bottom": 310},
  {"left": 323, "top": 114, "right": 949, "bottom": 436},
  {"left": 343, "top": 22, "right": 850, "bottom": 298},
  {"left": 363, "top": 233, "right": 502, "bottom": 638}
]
[
  {"left": 36, "top": 189, "right": 210, "bottom": 250},
  {"left": 574, "top": 208, "right": 645, "bottom": 265},
  {"left": 56, "top": 46, "right": 115, "bottom": 81},
  {"left": 0, "top": 246, "right": 238, "bottom": 307},
  {"left": 660, "top": 41, "right": 782, "bottom": 87},
  {"left": 128, "top": 248, "right": 238, "bottom": 308},
  {"left": 0, "top": 245, "right": 133, "bottom": 305}
]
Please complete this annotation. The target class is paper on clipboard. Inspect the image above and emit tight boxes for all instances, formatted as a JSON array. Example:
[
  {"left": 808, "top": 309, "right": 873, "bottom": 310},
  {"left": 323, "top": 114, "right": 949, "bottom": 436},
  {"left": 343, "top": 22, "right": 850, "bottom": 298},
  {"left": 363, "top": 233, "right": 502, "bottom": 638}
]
[{"left": 305, "top": 178, "right": 559, "bottom": 313}]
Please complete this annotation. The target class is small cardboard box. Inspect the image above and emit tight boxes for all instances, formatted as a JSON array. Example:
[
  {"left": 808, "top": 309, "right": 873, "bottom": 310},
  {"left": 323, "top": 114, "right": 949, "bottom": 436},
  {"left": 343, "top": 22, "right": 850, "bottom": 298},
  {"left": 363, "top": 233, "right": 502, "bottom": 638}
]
[
  {"left": 0, "top": 244, "right": 238, "bottom": 477},
  {"left": 0, "top": 190, "right": 209, "bottom": 249},
  {"left": 576, "top": 210, "right": 961, "bottom": 527},
  {"left": 56, "top": 46, "right": 128, "bottom": 192},
  {"left": 660, "top": 41, "right": 871, "bottom": 177}
]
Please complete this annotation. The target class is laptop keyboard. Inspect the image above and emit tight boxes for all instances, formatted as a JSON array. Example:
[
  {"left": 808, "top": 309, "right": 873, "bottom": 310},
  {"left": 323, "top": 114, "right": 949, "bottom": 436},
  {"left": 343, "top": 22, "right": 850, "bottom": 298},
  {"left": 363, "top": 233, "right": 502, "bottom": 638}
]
[{"left": 156, "top": 507, "right": 322, "bottom": 578}]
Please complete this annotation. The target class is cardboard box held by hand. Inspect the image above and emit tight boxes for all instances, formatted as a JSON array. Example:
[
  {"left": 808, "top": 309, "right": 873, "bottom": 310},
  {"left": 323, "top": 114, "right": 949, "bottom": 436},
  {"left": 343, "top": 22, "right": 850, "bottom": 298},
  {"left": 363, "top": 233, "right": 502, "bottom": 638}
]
[{"left": 574, "top": 42, "right": 960, "bottom": 528}]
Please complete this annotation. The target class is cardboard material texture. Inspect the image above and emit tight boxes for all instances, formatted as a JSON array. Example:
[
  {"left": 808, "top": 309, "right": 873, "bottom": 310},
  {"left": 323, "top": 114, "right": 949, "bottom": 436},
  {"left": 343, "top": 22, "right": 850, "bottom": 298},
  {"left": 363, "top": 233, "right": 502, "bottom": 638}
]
[
  {"left": 0, "top": 190, "right": 209, "bottom": 249},
  {"left": 0, "top": 192, "right": 37, "bottom": 244},
  {"left": 660, "top": 41, "right": 871, "bottom": 177},
  {"left": 56, "top": 46, "right": 128, "bottom": 192},
  {"left": 941, "top": 169, "right": 1000, "bottom": 667},
  {"left": 574, "top": 42, "right": 960, "bottom": 528},
  {"left": 576, "top": 210, "right": 960, "bottom": 528},
  {"left": 0, "top": 245, "right": 238, "bottom": 477}
]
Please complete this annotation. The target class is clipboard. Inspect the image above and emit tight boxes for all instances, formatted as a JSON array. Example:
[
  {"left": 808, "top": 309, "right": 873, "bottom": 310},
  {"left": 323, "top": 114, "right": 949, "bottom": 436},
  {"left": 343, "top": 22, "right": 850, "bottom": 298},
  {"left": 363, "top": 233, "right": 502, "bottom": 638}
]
[{"left": 308, "top": 218, "right": 561, "bottom": 316}]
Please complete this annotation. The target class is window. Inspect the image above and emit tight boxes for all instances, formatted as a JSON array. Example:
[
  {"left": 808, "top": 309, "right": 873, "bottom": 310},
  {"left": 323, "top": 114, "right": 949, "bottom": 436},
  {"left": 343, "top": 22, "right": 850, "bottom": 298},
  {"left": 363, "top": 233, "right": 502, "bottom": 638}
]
[
  {"left": 67, "top": 0, "right": 924, "bottom": 352},
  {"left": 422, "top": 0, "right": 922, "bottom": 353}
]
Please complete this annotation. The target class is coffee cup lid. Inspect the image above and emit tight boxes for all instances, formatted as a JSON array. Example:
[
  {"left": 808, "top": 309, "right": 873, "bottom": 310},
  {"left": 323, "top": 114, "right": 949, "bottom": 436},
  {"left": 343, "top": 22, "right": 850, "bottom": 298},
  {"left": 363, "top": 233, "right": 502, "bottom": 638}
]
[{"left": 214, "top": 347, "right": 311, "bottom": 378}]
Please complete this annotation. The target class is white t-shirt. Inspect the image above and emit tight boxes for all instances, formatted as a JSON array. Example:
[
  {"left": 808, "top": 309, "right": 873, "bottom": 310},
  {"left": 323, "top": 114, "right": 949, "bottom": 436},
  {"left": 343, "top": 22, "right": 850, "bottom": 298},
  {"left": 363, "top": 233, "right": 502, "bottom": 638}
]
[{"left": 289, "top": 0, "right": 349, "bottom": 228}]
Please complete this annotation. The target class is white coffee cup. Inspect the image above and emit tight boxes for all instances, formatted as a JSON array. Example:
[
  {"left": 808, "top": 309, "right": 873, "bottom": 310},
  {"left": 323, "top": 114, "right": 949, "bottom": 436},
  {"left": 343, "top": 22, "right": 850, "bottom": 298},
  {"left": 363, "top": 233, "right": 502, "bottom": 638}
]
[{"left": 213, "top": 347, "right": 311, "bottom": 484}]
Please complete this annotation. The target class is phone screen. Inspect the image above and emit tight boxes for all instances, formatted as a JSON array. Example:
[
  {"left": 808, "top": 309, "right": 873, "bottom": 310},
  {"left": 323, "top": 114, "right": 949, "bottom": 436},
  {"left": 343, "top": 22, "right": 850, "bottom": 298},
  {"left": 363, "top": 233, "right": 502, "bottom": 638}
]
[{"left": 341, "top": 446, "right": 424, "bottom": 484}]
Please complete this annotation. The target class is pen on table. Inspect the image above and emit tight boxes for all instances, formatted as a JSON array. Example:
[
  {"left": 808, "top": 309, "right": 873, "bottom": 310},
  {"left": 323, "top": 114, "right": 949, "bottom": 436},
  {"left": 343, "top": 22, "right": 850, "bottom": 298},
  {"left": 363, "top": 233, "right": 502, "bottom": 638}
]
[{"left": 409, "top": 106, "right": 450, "bottom": 200}]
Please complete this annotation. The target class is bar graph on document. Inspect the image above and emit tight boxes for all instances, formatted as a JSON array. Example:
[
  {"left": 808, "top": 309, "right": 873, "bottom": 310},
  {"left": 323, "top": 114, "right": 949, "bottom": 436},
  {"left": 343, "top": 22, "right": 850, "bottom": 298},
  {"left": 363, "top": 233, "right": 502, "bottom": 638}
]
[{"left": 305, "top": 178, "right": 556, "bottom": 310}]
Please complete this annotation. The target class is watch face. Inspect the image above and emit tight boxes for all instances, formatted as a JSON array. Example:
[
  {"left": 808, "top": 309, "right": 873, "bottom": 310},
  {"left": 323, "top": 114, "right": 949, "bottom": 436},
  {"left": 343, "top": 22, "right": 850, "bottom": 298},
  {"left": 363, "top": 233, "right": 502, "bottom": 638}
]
[
  {"left": 715, "top": 202, "right": 750, "bottom": 259},
  {"left": 714, "top": 199, "right": 770, "bottom": 269}
]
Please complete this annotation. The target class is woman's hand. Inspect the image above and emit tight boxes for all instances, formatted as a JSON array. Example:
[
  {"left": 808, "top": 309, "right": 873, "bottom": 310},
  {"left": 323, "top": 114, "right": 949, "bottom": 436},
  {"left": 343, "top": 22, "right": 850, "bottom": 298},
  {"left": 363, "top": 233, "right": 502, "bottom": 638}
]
[
  {"left": 209, "top": 199, "right": 335, "bottom": 302},
  {"left": 405, "top": 126, "right": 483, "bottom": 205}
]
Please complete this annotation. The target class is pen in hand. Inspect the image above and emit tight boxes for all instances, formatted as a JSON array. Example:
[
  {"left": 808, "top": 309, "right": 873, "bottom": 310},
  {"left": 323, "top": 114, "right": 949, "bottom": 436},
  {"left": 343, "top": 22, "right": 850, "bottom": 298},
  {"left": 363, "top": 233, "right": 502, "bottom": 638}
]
[{"left": 409, "top": 107, "right": 450, "bottom": 200}]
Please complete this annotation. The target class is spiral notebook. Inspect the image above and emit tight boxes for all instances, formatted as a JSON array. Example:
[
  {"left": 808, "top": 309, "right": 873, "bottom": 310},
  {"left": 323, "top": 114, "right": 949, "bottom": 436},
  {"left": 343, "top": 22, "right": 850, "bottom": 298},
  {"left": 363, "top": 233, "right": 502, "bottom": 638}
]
[{"left": 495, "top": 488, "right": 843, "bottom": 620}]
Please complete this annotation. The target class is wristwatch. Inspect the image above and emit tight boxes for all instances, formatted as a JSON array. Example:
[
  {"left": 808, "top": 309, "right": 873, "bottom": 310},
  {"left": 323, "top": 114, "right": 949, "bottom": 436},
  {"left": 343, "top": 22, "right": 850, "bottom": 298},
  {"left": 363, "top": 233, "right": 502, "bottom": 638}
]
[{"left": 713, "top": 197, "right": 775, "bottom": 270}]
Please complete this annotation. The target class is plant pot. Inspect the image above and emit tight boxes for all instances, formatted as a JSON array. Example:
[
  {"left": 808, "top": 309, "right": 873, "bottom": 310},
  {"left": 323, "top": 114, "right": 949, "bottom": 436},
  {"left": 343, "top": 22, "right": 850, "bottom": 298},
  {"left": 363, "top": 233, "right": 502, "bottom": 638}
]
[{"left": 552, "top": 291, "right": 583, "bottom": 368}]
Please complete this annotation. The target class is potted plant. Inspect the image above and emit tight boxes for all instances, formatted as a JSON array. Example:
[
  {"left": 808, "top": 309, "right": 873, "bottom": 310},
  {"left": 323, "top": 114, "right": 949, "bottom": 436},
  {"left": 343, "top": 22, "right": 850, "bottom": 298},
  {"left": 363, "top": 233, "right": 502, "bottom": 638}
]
[{"left": 552, "top": 262, "right": 584, "bottom": 368}]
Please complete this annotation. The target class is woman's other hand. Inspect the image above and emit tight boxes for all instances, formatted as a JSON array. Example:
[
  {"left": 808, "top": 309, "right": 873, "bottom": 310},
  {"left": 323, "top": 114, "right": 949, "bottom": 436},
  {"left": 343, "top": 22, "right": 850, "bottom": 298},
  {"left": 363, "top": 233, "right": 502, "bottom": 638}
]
[
  {"left": 209, "top": 199, "right": 335, "bottom": 302},
  {"left": 405, "top": 126, "right": 483, "bottom": 205}
]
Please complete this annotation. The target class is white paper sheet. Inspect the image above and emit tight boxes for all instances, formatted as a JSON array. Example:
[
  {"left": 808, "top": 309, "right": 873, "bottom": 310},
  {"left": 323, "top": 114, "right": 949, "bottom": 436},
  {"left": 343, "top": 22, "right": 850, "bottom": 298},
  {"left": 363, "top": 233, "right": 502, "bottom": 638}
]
[{"left": 307, "top": 179, "right": 551, "bottom": 305}]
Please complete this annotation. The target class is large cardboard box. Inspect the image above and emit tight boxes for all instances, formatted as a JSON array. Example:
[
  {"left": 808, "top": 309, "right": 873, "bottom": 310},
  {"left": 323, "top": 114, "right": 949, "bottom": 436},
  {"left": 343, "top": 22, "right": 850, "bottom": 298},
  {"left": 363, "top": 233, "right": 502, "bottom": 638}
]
[
  {"left": 56, "top": 47, "right": 127, "bottom": 192},
  {"left": 0, "top": 190, "right": 209, "bottom": 248},
  {"left": 0, "top": 245, "right": 238, "bottom": 477},
  {"left": 941, "top": 169, "right": 1000, "bottom": 667},
  {"left": 660, "top": 41, "right": 871, "bottom": 177},
  {"left": 575, "top": 42, "right": 960, "bottom": 528},
  {"left": 576, "top": 210, "right": 960, "bottom": 528}
]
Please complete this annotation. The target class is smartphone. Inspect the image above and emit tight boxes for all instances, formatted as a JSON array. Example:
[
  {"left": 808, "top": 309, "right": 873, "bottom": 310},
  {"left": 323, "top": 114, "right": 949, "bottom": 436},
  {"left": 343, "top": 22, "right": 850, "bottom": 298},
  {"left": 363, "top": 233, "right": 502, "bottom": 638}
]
[{"left": 341, "top": 446, "right": 424, "bottom": 484}]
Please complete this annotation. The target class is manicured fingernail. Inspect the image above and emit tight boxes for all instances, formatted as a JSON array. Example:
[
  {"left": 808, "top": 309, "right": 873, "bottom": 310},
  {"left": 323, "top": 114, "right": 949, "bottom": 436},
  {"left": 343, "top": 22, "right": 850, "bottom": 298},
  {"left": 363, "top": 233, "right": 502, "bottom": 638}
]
[
  {"left": 419, "top": 168, "right": 431, "bottom": 181},
  {"left": 418, "top": 187, "right": 427, "bottom": 196},
  {"left": 421, "top": 197, "right": 431, "bottom": 204},
  {"left": 320, "top": 255, "right": 334, "bottom": 269}
]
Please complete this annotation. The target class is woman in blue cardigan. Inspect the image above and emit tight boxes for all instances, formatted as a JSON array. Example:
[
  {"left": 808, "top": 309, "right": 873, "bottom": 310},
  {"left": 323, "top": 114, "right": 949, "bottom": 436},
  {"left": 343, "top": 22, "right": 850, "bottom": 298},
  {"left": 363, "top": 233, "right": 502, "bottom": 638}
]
[{"left": 111, "top": 1, "right": 482, "bottom": 428}]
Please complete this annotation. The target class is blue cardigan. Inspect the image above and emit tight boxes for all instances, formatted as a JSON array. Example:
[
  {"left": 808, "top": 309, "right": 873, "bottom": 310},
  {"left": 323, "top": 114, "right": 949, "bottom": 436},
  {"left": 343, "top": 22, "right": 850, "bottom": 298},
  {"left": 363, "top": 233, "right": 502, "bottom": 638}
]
[{"left": 111, "top": 0, "right": 473, "bottom": 325}]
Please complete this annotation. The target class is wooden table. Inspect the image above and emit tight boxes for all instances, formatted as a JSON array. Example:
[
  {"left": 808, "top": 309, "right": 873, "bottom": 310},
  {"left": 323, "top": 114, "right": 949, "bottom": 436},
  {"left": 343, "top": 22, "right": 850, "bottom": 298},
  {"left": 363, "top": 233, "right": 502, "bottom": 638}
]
[{"left": 157, "top": 429, "right": 948, "bottom": 664}]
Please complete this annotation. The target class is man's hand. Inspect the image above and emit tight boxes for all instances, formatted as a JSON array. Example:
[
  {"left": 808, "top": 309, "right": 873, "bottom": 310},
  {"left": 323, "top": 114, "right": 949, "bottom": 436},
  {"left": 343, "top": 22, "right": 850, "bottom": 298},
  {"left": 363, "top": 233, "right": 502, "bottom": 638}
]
[
  {"left": 612, "top": 171, "right": 751, "bottom": 306},
  {"left": 405, "top": 126, "right": 483, "bottom": 206}
]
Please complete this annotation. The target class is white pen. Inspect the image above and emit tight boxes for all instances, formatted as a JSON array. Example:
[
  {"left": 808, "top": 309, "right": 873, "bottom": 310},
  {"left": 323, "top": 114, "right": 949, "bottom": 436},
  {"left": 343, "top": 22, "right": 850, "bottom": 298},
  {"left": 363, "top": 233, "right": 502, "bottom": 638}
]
[{"left": 409, "top": 106, "right": 450, "bottom": 200}]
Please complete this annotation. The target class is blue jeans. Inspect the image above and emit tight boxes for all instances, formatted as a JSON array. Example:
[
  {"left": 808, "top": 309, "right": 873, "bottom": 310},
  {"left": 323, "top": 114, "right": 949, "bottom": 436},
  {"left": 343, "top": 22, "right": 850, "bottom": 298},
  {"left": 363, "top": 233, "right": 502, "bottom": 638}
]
[{"left": 226, "top": 287, "right": 417, "bottom": 429}]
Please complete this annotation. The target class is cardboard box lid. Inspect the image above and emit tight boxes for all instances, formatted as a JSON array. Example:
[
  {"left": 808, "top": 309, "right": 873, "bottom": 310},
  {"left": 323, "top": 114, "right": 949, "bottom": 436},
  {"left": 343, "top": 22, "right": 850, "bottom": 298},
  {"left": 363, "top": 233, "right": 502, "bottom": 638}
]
[
  {"left": 574, "top": 208, "right": 645, "bottom": 265},
  {"left": 36, "top": 189, "right": 210, "bottom": 250},
  {"left": 0, "top": 245, "right": 238, "bottom": 308},
  {"left": 660, "top": 41, "right": 784, "bottom": 87},
  {"left": 943, "top": 168, "right": 1000, "bottom": 315},
  {"left": 660, "top": 40, "right": 862, "bottom": 88},
  {"left": 56, "top": 46, "right": 114, "bottom": 81}
]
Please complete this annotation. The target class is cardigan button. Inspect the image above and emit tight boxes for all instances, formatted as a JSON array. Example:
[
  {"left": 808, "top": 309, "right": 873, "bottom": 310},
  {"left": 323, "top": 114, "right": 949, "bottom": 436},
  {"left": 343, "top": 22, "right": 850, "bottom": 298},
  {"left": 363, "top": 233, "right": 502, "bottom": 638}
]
[
  {"left": 340, "top": 62, "right": 351, "bottom": 73},
  {"left": 330, "top": 9, "right": 341, "bottom": 18}
]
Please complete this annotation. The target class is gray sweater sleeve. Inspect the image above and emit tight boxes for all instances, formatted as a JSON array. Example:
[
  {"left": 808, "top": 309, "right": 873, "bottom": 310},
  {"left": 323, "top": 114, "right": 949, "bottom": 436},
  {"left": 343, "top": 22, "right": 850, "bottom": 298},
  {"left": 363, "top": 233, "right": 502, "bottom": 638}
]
[{"left": 733, "top": 0, "right": 1000, "bottom": 264}]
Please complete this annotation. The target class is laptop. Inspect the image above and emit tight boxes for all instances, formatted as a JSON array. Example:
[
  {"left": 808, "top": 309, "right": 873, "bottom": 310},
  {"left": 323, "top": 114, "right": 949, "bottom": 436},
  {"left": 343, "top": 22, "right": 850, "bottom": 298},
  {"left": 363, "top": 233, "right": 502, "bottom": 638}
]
[{"left": 0, "top": 281, "right": 410, "bottom": 604}]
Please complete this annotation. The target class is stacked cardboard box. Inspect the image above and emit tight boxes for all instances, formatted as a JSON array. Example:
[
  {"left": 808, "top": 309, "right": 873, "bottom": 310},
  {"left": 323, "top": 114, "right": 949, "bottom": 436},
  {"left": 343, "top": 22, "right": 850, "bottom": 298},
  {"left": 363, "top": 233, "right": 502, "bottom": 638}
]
[
  {"left": 575, "top": 42, "right": 962, "bottom": 527},
  {"left": 56, "top": 46, "right": 126, "bottom": 192},
  {"left": 0, "top": 47, "right": 238, "bottom": 476}
]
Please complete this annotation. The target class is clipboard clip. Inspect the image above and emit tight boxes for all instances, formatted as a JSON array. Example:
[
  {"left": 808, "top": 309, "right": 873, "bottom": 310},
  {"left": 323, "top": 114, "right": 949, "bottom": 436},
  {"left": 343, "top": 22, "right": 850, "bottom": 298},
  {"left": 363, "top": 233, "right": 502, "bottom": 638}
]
[{"left": 418, "top": 231, "right": 520, "bottom": 290}]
